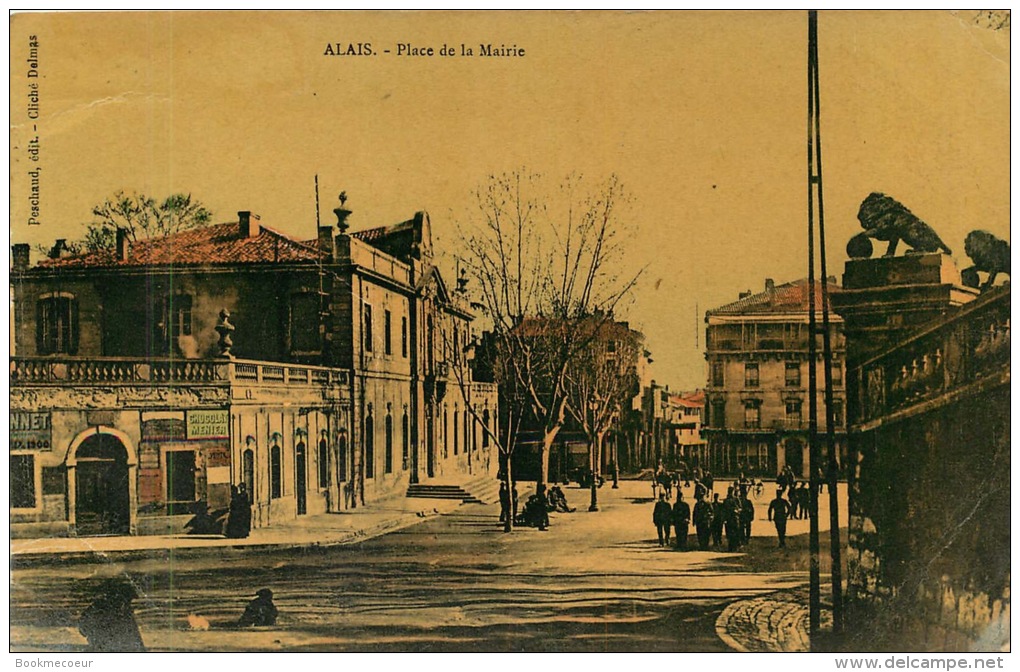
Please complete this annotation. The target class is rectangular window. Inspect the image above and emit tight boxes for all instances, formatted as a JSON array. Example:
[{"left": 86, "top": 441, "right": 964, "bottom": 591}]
[
  {"left": 384, "top": 310, "right": 393, "bottom": 355},
  {"left": 744, "top": 402, "right": 761, "bottom": 429},
  {"left": 165, "top": 450, "right": 197, "bottom": 511},
  {"left": 401, "top": 316, "right": 408, "bottom": 358},
  {"left": 745, "top": 362, "right": 759, "bottom": 388},
  {"left": 786, "top": 401, "right": 802, "bottom": 427},
  {"left": 711, "top": 361, "right": 724, "bottom": 387},
  {"left": 832, "top": 362, "right": 843, "bottom": 386},
  {"left": 170, "top": 294, "right": 193, "bottom": 340},
  {"left": 37, "top": 295, "right": 78, "bottom": 355},
  {"left": 831, "top": 399, "right": 844, "bottom": 427},
  {"left": 290, "top": 293, "right": 320, "bottom": 353},
  {"left": 363, "top": 305, "right": 373, "bottom": 352},
  {"left": 785, "top": 362, "right": 801, "bottom": 387},
  {"left": 711, "top": 401, "right": 726, "bottom": 429},
  {"left": 10, "top": 455, "right": 36, "bottom": 508}
]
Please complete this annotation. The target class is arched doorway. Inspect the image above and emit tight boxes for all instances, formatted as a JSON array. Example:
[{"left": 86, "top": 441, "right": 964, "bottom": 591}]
[{"left": 74, "top": 433, "right": 131, "bottom": 535}]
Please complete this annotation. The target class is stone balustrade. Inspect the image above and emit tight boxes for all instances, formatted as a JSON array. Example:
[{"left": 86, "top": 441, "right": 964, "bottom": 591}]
[{"left": 10, "top": 357, "right": 350, "bottom": 388}]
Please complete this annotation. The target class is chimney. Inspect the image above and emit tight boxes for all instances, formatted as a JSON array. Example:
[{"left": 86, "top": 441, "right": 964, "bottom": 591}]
[
  {"left": 116, "top": 227, "right": 130, "bottom": 262},
  {"left": 317, "top": 226, "right": 335, "bottom": 262},
  {"left": 239, "top": 211, "right": 260, "bottom": 238},
  {"left": 11, "top": 244, "right": 30, "bottom": 272},
  {"left": 48, "top": 239, "right": 69, "bottom": 259},
  {"left": 765, "top": 278, "right": 775, "bottom": 292},
  {"left": 739, "top": 290, "right": 752, "bottom": 299}
]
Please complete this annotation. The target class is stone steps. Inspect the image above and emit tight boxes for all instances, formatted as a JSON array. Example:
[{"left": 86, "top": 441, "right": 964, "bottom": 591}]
[{"left": 406, "top": 475, "right": 501, "bottom": 504}]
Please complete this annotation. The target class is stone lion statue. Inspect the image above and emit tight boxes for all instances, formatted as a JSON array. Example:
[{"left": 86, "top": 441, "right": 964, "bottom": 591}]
[
  {"left": 856, "top": 192, "right": 952, "bottom": 257},
  {"left": 962, "top": 230, "right": 1010, "bottom": 290}
]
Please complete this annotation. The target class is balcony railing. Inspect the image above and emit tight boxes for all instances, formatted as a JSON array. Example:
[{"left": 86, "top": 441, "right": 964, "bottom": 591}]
[
  {"left": 855, "top": 287, "right": 1009, "bottom": 426},
  {"left": 10, "top": 357, "right": 350, "bottom": 388}
]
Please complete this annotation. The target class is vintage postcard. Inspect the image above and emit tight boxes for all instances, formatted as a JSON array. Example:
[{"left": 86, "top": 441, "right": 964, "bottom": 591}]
[{"left": 8, "top": 10, "right": 1010, "bottom": 657}]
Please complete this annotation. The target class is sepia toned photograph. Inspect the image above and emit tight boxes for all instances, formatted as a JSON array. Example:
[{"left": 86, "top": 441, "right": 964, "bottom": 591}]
[{"left": 7, "top": 10, "right": 1010, "bottom": 657}]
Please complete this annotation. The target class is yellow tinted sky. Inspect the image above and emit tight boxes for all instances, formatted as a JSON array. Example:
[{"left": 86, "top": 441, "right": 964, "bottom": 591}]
[{"left": 9, "top": 10, "right": 1010, "bottom": 386}]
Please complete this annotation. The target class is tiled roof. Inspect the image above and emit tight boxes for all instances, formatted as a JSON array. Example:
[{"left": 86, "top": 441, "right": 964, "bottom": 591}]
[
  {"left": 350, "top": 219, "right": 414, "bottom": 244},
  {"left": 37, "top": 221, "right": 322, "bottom": 269},
  {"left": 706, "top": 278, "right": 840, "bottom": 316}
]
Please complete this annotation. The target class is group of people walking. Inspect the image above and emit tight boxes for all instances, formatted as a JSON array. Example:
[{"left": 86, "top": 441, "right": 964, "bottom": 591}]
[{"left": 651, "top": 468, "right": 810, "bottom": 552}]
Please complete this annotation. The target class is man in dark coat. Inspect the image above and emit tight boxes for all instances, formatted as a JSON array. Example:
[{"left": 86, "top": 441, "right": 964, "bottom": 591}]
[
  {"left": 710, "top": 493, "right": 725, "bottom": 547},
  {"left": 693, "top": 494, "right": 713, "bottom": 550},
  {"left": 652, "top": 493, "right": 672, "bottom": 546},
  {"left": 498, "top": 481, "right": 511, "bottom": 523},
  {"left": 740, "top": 494, "right": 754, "bottom": 543},
  {"left": 672, "top": 491, "right": 691, "bottom": 551},
  {"left": 723, "top": 488, "right": 743, "bottom": 551},
  {"left": 768, "top": 489, "right": 792, "bottom": 547},
  {"left": 78, "top": 580, "right": 146, "bottom": 652},
  {"left": 239, "top": 588, "right": 278, "bottom": 627},
  {"left": 226, "top": 484, "right": 252, "bottom": 539}
]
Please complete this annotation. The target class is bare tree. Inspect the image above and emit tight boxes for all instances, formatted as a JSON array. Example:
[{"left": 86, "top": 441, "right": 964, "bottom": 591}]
[
  {"left": 563, "top": 319, "right": 643, "bottom": 511},
  {"left": 438, "top": 311, "right": 526, "bottom": 531},
  {"left": 459, "top": 170, "right": 639, "bottom": 502}
]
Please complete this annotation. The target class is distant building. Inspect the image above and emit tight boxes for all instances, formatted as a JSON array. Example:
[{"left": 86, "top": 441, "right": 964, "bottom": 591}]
[
  {"left": 10, "top": 203, "right": 497, "bottom": 538},
  {"left": 668, "top": 390, "right": 707, "bottom": 468},
  {"left": 703, "top": 277, "right": 847, "bottom": 478}
]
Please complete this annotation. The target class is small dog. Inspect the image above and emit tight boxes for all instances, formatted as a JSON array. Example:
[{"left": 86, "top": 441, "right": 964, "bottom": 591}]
[{"left": 857, "top": 192, "right": 952, "bottom": 257}]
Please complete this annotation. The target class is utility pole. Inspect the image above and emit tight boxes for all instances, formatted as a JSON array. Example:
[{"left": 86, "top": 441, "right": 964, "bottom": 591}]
[
  {"left": 806, "top": 9, "right": 822, "bottom": 648},
  {"left": 807, "top": 9, "right": 844, "bottom": 648}
]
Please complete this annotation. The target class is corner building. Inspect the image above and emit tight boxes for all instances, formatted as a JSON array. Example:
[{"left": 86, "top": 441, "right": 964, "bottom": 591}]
[
  {"left": 10, "top": 205, "right": 497, "bottom": 538},
  {"left": 703, "top": 278, "right": 847, "bottom": 478}
]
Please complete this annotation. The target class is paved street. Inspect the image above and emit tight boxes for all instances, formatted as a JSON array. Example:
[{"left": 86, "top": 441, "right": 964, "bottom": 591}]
[{"left": 10, "top": 480, "right": 846, "bottom": 652}]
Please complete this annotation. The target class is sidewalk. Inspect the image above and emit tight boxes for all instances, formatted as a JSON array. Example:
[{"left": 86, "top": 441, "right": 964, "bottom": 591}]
[{"left": 11, "top": 496, "right": 466, "bottom": 566}]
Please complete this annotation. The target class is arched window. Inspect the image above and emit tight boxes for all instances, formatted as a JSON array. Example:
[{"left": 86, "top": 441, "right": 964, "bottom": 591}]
[
  {"left": 365, "top": 413, "right": 375, "bottom": 479},
  {"left": 243, "top": 448, "right": 255, "bottom": 494},
  {"left": 385, "top": 412, "right": 394, "bottom": 474},
  {"left": 317, "top": 436, "right": 329, "bottom": 489},
  {"left": 443, "top": 406, "right": 449, "bottom": 458},
  {"left": 270, "top": 442, "right": 282, "bottom": 499},
  {"left": 482, "top": 409, "right": 491, "bottom": 448},
  {"left": 337, "top": 430, "right": 348, "bottom": 482},
  {"left": 401, "top": 410, "right": 409, "bottom": 469},
  {"left": 464, "top": 409, "right": 470, "bottom": 453}
]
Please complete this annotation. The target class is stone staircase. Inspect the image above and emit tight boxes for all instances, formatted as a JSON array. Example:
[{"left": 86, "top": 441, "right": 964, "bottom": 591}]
[{"left": 406, "top": 475, "right": 501, "bottom": 504}]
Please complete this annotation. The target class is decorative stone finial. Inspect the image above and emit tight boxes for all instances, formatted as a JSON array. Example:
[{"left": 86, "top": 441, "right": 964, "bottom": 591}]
[{"left": 334, "top": 192, "right": 352, "bottom": 234}]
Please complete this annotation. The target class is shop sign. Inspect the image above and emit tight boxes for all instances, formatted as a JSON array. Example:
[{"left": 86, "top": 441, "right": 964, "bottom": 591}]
[
  {"left": 10, "top": 412, "right": 52, "bottom": 451},
  {"left": 186, "top": 410, "right": 229, "bottom": 439}
]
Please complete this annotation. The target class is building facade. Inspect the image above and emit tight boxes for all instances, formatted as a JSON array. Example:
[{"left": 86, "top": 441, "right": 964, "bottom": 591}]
[
  {"left": 10, "top": 203, "right": 497, "bottom": 538},
  {"left": 703, "top": 278, "right": 847, "bottom": 478}
]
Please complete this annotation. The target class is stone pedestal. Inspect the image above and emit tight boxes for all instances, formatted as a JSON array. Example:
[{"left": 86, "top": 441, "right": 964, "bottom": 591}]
[{"left": 831, "top": 253, "right": 979, "bottom": 360}]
